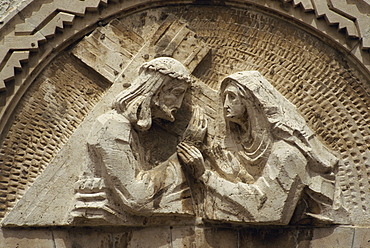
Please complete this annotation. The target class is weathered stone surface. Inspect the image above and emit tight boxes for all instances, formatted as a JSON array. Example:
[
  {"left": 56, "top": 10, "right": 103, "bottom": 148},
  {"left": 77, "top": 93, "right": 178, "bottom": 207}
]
[
  {"left": 58, "top": 229, "right": 130, "bottom": 248},
  {"left": 0, "top": 53, "right": 108, "bottom": 219},
  {"left": 1, "top": 34, "right": 209, "bottom": 226},
  {"left": 128, "top": 227, "right": 171, "bottom": 248},
  {"left": 1, "top": 8, "right": 370, "bottom": 226},
  {"left": 0, "top": 228, "right": 54, "bottom": 248},
  {"left": 352, "top": 227, "right": 370, "bottom": 248},
  {"left": 0, "top": 1, "right": 370, "bottom": 247},
  {"left": 3, "top": 62, "right": 340, "bottom": 227},
  {"left": 240, "top": 228, "right": 297, "bottom": 248},
  {"left": 310, "top": 227, "right": 355, "bottom": 248},
  {"left": 0, "top": 51, "right": 29, "bottom": 90},
  {"left": 2, "top": 226, "right": 368, "bottom": 247},
  {"left": 72, "top": 17, "right": 209, "bottom": 85}
]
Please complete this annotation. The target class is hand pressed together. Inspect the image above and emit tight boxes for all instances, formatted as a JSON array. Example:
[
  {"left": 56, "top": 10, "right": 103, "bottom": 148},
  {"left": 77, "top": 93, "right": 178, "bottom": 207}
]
[
  {"left": 182, "top": 105, "right": 207, "bottom": 145},
  {"left": 177, "top": 142, "right": 205, "bottom": 178}
]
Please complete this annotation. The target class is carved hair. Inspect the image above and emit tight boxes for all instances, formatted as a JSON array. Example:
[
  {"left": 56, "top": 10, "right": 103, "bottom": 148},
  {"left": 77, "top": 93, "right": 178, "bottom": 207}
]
[
  {"left": 221, "top": 71, "right": 337, "bottom": 174},
  {"left": 113, "top": 57, "right": 191, "bottom": 131}
]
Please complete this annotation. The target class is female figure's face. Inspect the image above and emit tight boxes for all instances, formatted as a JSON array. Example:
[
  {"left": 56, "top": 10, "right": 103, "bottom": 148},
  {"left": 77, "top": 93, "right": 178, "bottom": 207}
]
[{"left": 222, "top": 84, "right": 246, "bottom": 123}]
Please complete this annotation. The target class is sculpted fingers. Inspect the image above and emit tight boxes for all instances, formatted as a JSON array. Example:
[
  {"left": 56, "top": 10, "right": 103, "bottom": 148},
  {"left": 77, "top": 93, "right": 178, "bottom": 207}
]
[
  {"left": 179, "top": 142, "right": 205, "bottom": 178},
  {"left": 178, "top": 143, "right": 197, "bottom": 163},
  {"left": 212, "top": 143, "right": 223, "bottom": 159},
  {"left": 177, "top": 144, "right": 191, "bottom": 163},
  {"left": 196, "top": 106, "right": 206, "bottom": 128},
  {"left": 196, "top": 106, "right": 204, "bottom": 127},
  {"left": 178, "top": 151, "right": 190, "bottom": 164},
  {"left": 189, "top": 105, "right": 201, "bottom": 129},
  {"left": 183, "top": 105, "right": 208, "bottom": 144},
  {"left": 180, "top": 143, "right": 201, "bottom": 159},
  {"left": 191, "top": 146, "right": 203, "bottom": 159},
  {"left": 179, "top": 142, "right": 192, "bottom": 151}
]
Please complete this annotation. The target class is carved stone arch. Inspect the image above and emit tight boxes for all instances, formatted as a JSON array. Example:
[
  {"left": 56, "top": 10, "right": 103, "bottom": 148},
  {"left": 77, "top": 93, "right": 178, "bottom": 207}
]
[{"left": 0, "top": 0, "right": 369, "bottom": 240}]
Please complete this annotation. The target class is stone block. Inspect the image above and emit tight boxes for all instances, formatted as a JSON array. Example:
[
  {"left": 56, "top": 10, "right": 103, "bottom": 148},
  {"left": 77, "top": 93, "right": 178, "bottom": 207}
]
[
  {"left": 52, "top": 230, "right": 70, "bottom": 248},
  {"left": 171, "top": 226, "right": 195, "bottom": 247},
  {"left": 0, "top": 228, "right": 54, "bottom": 248},
  {"left": 203, "top": 227, "right": 238, "bottom": 248},
  {"left": 239, "top": 228, "right": 297, "bottom": 248},
  {"left": 170, "top": 226, "right": 238, "bottom": 247},
  {"left": 352, "top": 227, "right": 370, "bottom": 248},
  {"left": 63, "top": 228, "right": 130, "bottom": 248},
  {"left": 310, "top": 226, "right": 354, "bottom": 248},
  {"left": 127, "top": 227, "right": 171, "bottom": 248}
]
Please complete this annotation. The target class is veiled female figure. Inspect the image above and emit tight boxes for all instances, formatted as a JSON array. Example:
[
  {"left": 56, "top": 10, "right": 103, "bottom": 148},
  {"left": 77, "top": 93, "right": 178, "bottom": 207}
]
[{"left": 185, "top": 71, "right": 338, "bottom": 224}]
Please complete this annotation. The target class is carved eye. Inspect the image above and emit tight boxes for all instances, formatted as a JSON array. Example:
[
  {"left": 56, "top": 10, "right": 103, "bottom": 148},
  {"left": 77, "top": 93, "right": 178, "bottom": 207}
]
[
  {"left": 228, "top": 92, "right": 236, "bottom": 101},
  {"left": 172, "top": 88, "right": 185, "bottom": 96}
]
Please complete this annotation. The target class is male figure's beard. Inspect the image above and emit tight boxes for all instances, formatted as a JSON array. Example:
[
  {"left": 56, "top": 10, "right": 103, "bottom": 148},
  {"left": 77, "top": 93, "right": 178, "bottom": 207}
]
[{"left": 152, "top": 104, "right": 176, "bottom": 122}]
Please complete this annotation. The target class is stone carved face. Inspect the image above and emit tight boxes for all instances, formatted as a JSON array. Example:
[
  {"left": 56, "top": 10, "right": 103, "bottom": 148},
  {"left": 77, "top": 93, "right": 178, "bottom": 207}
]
[
  {"left": 113, "top": 57, "right": 191, "bottom": 130},
  {"left": 222, "top": 82, "right": 247, "bottom": 123},
  {"left": 152, "top": 76, "right": 188, "bottom": 122}
]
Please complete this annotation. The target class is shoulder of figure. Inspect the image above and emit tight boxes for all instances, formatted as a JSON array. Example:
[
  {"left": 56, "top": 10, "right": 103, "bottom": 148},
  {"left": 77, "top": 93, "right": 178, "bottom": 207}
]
[
  {"left": 270, "top": 140, "right": 307, "bottom": 164},
  {"left": 264, "top": 140, "right": 308, "bottom": 182},
  {"left": 96, "top": 110, "right": 129, "bottom": 125},
  {"left": 88, "top": 110, "right": 131, "bottom": 144}
]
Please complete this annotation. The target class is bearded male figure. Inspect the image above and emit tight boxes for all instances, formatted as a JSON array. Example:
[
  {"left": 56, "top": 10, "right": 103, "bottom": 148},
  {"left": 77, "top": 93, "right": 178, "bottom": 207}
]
[{"left": 72, "top": 57, "right": 194, "bottom": 221}]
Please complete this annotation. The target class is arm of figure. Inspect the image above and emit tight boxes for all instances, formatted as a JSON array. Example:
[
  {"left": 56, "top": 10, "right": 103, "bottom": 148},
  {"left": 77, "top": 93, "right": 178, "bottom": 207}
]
[
  {"left": 86, "top": 114, "right": 187, "bottom": 215},
  {"left": 210, "top": 144, "right": 255, "bottom": 183},
  {"left": 201, "top": 141, "right": 308, "bottom": 224},
  {"left": 201, "top": 169, "right": 266, "bottom": 217},
  {"left": 177, "top": 105, "right": 208, "bottom": 178}
]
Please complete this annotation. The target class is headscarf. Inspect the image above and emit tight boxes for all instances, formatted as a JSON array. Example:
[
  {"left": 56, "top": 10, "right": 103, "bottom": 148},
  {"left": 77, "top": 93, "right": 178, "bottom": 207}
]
[{"left": 220, "top": 71, "right": 337, "bottom": 175}]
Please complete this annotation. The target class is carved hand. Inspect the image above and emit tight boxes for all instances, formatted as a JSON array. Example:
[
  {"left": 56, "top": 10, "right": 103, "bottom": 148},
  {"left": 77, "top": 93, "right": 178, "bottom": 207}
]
[
  {"left": 71, "top": 177, "right": 109, "bottom": 219},
  {"left": 211, "top": 143, "right": 239, "bottom": 179},
  {"left": 182, "top": 105, "right": 207, "bottom": 146},
  {"left": 177, "top": 142, "right": 205, "bottom": 178},
  {"left": 212, "top": 143, "right": 227, "bottom": 161},
  {"left": 75, "top": 177, "right": 106, "bottom": 193},
  {"left": 71, "top": 176, "right": 130, "bottom": 222}
]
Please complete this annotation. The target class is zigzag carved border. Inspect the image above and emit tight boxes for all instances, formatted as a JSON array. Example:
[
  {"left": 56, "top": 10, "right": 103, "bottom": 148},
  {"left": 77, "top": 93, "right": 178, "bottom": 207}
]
[
  {"left": 290, "top": 0, "right": 370, "bottom": 48},
  {"left": 0, "top": 0, "right": 369, "bottom": 137}
]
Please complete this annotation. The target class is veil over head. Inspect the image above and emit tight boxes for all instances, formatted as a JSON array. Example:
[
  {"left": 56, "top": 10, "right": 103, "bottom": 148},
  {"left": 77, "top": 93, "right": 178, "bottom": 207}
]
[{"left": 220, "top": 71, "right": 338, "bottom": 175}]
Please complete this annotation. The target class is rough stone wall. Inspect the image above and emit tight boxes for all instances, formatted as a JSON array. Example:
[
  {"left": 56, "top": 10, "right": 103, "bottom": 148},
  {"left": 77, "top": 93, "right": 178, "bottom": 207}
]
[{"left": 1, "top": 226, "right": 370, "bottom": 247}]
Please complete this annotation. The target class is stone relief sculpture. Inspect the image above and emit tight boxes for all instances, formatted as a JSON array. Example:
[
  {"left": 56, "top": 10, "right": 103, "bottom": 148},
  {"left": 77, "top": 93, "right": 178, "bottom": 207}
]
[
  {"left": 70, "top": 60, "right": 339, "bottom": 225},
  {"left": 180, "top": 71, "right": 339, "bottom": 225},
  {"left": 0, "top": 1, "right": 369, "bottom": 246},
  {"left": 71, "top": 57, "right": 195, "bottom": 221}
]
